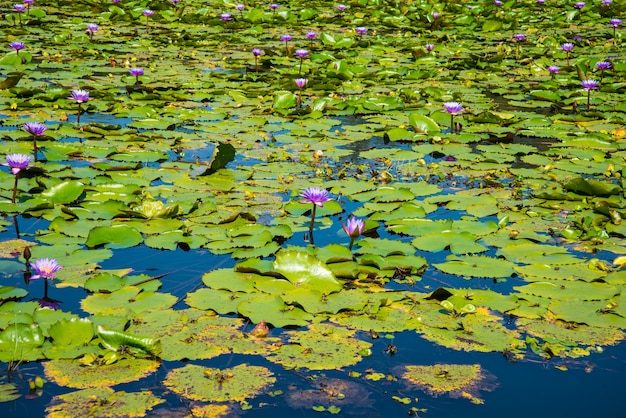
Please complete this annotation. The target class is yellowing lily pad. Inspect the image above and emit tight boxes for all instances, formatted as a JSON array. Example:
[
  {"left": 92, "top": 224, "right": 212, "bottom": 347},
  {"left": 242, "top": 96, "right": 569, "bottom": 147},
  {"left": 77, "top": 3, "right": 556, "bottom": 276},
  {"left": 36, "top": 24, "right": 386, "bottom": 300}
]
[
  {"left": 46, "top": 387, "right": 163, "bottom": 418},
  {"left": 44, "top": 358, "right": 160, "bottom": 389},
  {"left": 163, "top": 364, "right": 275, "bottom": 402},
  {"left": 399, "top": 363, "right": 496, "bottom": 405}
]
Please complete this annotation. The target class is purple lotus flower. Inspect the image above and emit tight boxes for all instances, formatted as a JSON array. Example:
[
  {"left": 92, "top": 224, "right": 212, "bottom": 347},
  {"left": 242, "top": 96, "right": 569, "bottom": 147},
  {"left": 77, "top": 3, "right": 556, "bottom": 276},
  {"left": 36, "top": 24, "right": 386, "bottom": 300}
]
[
  {"left": 294, "top": 78, "right": 308, "bottom": 89},
  {"left": 299, "top": 187, "right": 331, "bottom": 207},
  {"left": 356, "top": 27, "right": 368, "bottom": 35},
  {"left": 171, "top": 0, "right": 181, "bottom": 4},
  {"left": 69, "top": 89, "right": 91, "bottom": 103},
  {"left": 280, "top": 34, "right": 292, "bottom": 42},
  {"left": 9, "top": 41, "right": 25, "bottom": 54},
  {"left": 602, "top": 0, "right": 612, "bottom": 5},
  {"left": 425, "top": 43, "right": 435, "bottom": 51},
  {"left": 270, "top": 3, "right": 279, "bottom": 10},
  {"left": 300, "top": 187, "right": 331, "bottom": 246},
  {"left": 143, "top": 9, "right": 154, "bottom": 17},
  {"left": 129, "top": 67, "right": 144, "bottom": 77},
  {"left": 30, "top": 258, "right": 63, "bottom": 280},
  {"left": 432, "top": 12, "right": 439, "bottom": 19},
  {"left": 581, "top": 79, "right": 599, "bottom": 90},
  {"left": 574, "top": 2, "right": 585, "bottom": 9},
  {"left": 5, "top": 153, "right": 31, "bottom": 175},
  {"left": 343, "top": 217, "right": 364, "bottom": 239},
  {"left": 294, "top": 49, "right": 309, "bottom": 58},
  {"left": 548, "top": 65, "right": 560, "bottom": 74},
  {"left": 129, "top": 67, "right": 144, "bottom": 84},
  {"left": 294, "top": 78, "right": 308, "bottom": 108},
  {"left": 14, "top": 4, "right": 26, "bottom": 12},
  {"left": 295, "top": 49, "right": 309, "bottom": 74},
  {"left": 221, "top": 13, "right": 232, "bottom": 21},
  {"left": 561, "top": 42, "right": 574, "bottom": 65},
  {"left": 23, "top": 122, "right": 47, "bottom": 137},
  {"left": 336, "top": 4, "right": 347, "bottom": 11},
  {"left": 306, "top": 31, "right": 317, "bottom": 40},
  {"left": 513, "top": 34, "right": 526, "bottom": 42},
  {"left": 493, "top": 0, "right": 502, "bottom": 5},
  {"left": 24, "top": 0, "right": 34, "bottom": 5},
  {"left": 444, "top": 102, "right": 463, "bottom": 134},
  {"left": 572, "top": 35, "right": 583, "bottom": 42},
  {"left": 236, "top": 4, "right": 244, "bottom": 11},
  {"left": 596, "top": 61, "right": 611, "bottom": 70},
  {"left": 252, "top": 48, "right": 263, "bottom": 72},
  {"left": 87, "top": 23, "right": 99, "bottom": 32},
  {"left": 444, "top": 102, "right": 463, "bottom": 115},
  {"left": 6, "top": 153, "right": 31, "bottom": 203},
  {"left": 581, "top": 79, "right": 599, "bottom": 109},
  {"left": 610, "top": 18, "right": 622, "bottom": 27},
  {"left": 23, "top": 122, "right": 46, "bottom": 162},
  {"left": 537, "top": 0, "right": 545, "bottom": 4},
  {"left": 69, "top": 89, "right": 91, "bottom": 125}
]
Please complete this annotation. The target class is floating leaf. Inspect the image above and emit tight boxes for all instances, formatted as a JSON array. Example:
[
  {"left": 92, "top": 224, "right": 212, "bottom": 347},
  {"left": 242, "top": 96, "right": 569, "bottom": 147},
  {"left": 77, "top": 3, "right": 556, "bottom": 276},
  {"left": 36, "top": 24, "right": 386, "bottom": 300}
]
[
  {"left": 46, "top": 387, "right": 163, "bottom": 418},
  {"left": 163, "top": 364, "right": 275, "bottom": 402},
  {"left": 44, "top": 358, "right": 159, "bottom": 389},
  {"left": 267, "top": 323, "right": 372, "bottom": 370},
  {"left": 434, "top": 255, "right": 515, "bottom": 279},
  {"left": 399, "top": 364, "right": 496, "bottom": 404}
]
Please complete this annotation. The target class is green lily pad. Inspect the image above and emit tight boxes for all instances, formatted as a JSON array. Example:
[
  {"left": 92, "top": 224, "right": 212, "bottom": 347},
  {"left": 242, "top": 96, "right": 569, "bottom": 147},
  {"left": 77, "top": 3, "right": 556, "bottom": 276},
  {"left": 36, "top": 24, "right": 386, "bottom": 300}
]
[{"left": 163, "top": 364, "right": 275, "bottom": 402}]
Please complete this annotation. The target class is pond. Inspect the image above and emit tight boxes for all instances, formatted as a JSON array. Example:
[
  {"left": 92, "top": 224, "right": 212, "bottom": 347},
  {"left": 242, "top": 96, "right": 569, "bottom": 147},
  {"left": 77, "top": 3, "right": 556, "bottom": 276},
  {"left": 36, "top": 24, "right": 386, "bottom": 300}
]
[{"left": 1, "top": 0, "right": 625, "bottom": 417}]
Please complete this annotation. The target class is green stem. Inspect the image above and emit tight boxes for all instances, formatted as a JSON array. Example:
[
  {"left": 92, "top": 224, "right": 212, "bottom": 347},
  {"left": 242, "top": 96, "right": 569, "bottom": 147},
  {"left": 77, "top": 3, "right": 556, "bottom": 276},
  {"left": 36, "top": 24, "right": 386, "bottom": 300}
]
[
  {"left": 450, "top": 114, "right": 455, "bottom": 134},
  {"left": 308, "top": 204, "right": 316, "bottom": 246},
  {"left": 12, "top": 174, "right": 18, "bottom": 204},
  {"left": 32, "top": 135, "right": 38, "bottom": 162}
]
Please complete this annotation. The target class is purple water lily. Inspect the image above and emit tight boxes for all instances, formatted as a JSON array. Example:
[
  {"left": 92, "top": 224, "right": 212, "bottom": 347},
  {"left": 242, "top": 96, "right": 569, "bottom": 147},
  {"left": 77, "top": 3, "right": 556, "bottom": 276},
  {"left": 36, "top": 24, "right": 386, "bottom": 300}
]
[
  {"left": 425, "top": 43, "right": 435, "bottom": 52},
  {"left": 581, "top": 79, "right": 599, "bottom": 109},
  {"left": 513, "top": 34, "right": 526, "bottom": 42},
  {"left": 23, "top": 122, "right": 47, "bottom": 161},
  {"left": 306, "top": 31, "right": 317, "bottom": 47},
  {"left": 444, "top": 102, "right": 463, "bottom": 133},
  {"left": 5, "top": 153, "right": 31, "bottom": 203},
  {"left": 30, "top": 258, "right": 63, "bottom": 280},
  {"left": 336, "top": 4, "right": 347, "bottom": 12},
  {"left": 299, "top": 187, "right": 331, "bottom": 246},
  {"left": 9, "top": 41, "right": 25, "bottom": 54},
  {"left": 143, "top": 9, "right": 153, "bottom": 33},
  {"left": 561, "top": 42, "right": 574, "bottom": 65},
  {"left": 69, "top": 89, "right": 91, "bottom": 125},
  {"left": 252, "top": 48, "right": 263, "bottom": 71},
  {"left": 343, "top": 217, "right": 365, "bottom": 251},
  {"left": 493, "top": 0, "right": 502, "bottom": 5},
  {"left": 295, "top": 49, "right": 309, "bottom": 74},
  {"left": 596, "top": 61, "right": 611, "bottom": 81},
  {"left": 294, "top": 78, "right": 308, "bottom": 108},
  {"left": 86, "top": 23, "right": 99, "bottom": 42},
  {"left": 548, "top": 65, "right": 560, "bottom": 75},
  {"left": 356, "top": 27, "right": 368, "bottom": 36},
  {"left": 5, "top": 153, "right": 31, "bottom": 175},
  {"left": 610, "top": 18, "right": 622, "bottom": 43},
  {"left": 280, "top": 34, "right": 292, "bottom": 51},
  {"left": 129, "top": 67, "right": 144, "bottom": 84},
  {"left": 236, "top": 3, "right": 244, "bottom": 17},
  {"left": 574, "top": 2, "right": 585, "bottom": 9}
]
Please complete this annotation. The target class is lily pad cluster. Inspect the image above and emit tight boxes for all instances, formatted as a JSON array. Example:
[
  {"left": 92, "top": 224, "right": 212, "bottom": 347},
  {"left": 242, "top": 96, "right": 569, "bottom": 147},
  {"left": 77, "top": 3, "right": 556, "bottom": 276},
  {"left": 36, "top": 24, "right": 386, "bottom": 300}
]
[{"left": 0, "top": 0, "right": 625, "bottom": 415}]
